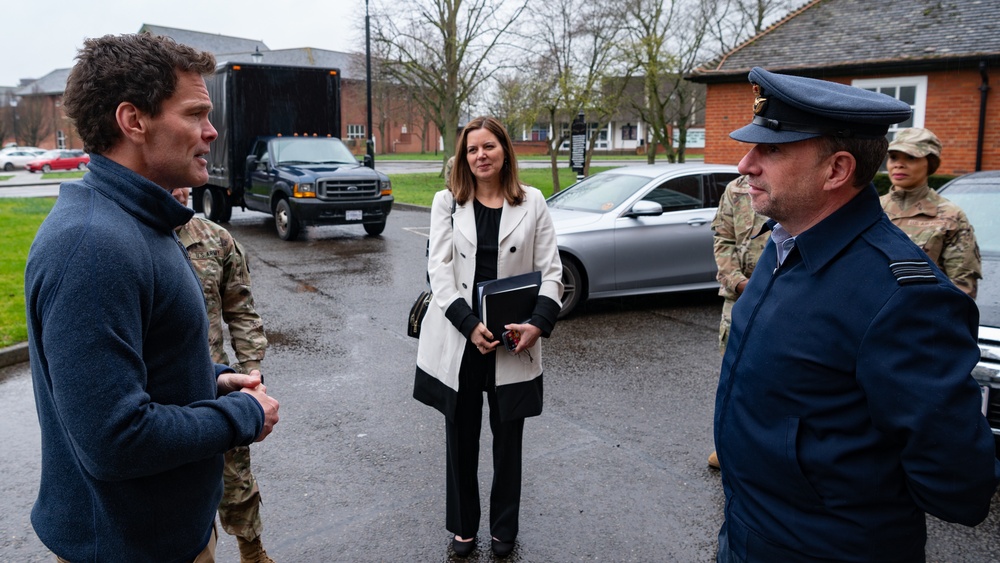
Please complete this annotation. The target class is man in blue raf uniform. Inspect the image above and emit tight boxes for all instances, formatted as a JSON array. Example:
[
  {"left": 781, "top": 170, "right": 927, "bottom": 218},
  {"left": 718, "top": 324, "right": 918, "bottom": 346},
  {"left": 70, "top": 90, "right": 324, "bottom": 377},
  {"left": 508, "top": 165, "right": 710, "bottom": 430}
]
[{"left": 713, "top": 67, "right": 1000, "bottom": 563}]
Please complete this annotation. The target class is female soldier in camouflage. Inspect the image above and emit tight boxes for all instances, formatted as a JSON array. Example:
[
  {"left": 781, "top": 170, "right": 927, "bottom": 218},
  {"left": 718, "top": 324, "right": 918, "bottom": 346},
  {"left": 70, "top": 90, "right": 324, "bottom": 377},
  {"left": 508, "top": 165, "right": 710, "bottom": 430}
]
[{"left": 881, "top": 128, "right": 982, "bottom": 297}]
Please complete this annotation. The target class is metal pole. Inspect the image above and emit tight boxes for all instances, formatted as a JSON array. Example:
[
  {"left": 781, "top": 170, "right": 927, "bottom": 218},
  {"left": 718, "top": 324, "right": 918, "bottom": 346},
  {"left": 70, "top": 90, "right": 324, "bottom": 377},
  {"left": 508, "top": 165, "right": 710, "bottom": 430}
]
[{"left": 365, "top": 0, "right": 375, "bottom": 169}]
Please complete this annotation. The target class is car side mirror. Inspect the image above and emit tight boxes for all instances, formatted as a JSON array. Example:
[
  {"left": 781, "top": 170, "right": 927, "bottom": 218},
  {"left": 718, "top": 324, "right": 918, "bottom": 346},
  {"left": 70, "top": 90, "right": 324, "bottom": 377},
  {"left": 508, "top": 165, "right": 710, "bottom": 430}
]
[{"left": 626, "top": 200, "right": 664, "bottom": 217}]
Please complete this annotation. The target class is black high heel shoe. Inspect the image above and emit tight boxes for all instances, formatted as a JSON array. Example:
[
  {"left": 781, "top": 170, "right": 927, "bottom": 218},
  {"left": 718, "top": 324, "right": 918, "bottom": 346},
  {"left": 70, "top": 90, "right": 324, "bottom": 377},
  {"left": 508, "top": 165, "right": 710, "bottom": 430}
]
[
  {"left": 491, "top": 537, "right": 515, "bottom": 557},
  {"left": 451, "top": 536, "right": 476, "bottom": 557}
]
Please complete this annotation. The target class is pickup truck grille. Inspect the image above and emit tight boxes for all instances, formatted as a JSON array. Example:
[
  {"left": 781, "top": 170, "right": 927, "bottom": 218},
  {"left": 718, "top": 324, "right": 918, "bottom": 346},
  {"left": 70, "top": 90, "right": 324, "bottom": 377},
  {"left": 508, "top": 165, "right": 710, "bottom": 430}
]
[
  {"left": 317, "top": 179, "right": 380, "bottom": 200},
  {"left": 973, "top": 326, "right": 1000, "bottom": 435}
]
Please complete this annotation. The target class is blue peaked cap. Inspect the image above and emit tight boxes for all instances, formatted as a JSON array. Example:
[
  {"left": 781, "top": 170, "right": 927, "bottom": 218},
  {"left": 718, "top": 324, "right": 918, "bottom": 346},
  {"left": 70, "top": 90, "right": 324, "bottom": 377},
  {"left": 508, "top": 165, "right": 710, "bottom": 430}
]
[{"left": 729, "top": 67, "right": 913, "bottom": 144}]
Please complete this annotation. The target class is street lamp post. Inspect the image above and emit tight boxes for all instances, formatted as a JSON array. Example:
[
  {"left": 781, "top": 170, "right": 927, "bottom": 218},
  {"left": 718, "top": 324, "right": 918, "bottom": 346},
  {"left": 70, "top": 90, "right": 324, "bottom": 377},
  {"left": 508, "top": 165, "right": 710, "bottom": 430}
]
[{"left": 364, "top": 0, "right": 375, "bottom": 169}]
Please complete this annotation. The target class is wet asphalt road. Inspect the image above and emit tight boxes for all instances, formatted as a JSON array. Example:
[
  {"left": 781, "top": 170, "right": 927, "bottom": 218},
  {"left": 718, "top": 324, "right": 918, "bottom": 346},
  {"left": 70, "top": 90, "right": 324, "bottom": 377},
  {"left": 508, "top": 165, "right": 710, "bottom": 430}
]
[{"left": 3, "top": 203, "right": 1000, "bottom": 562}]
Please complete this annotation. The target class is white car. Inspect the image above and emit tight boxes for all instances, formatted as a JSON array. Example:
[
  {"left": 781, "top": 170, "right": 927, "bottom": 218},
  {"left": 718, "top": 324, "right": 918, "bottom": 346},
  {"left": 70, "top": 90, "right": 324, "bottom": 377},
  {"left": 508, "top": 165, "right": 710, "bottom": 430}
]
[{"left": 0, "top": 149, "right": 46, "bottom": 171}]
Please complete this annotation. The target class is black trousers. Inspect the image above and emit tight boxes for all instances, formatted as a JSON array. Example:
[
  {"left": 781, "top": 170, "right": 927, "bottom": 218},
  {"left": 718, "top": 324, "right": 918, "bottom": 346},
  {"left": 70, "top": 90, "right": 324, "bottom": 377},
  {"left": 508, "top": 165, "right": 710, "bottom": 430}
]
[{"left": 445, "top": 341, "right": 524, "bottom": 542}]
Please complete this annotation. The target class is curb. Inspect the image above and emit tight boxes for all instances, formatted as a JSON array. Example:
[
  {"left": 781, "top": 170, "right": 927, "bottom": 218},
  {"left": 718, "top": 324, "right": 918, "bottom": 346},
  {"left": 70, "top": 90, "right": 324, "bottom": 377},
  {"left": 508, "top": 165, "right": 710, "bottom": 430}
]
[
  {"left": 0, "top": 342, "right": 29, "bottom": 381},
  {"left": 393, "top": 202, "right": 430, "bottom": 212}
]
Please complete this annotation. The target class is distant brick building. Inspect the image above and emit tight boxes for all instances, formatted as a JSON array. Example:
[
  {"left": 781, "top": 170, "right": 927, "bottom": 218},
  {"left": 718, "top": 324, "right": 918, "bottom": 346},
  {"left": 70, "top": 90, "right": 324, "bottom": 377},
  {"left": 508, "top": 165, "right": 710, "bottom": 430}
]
[
  {"left": 688, "top": 0, "right": 1000, "bottom": 176},
  {"left": 1, "top": 24, "right": 441, "bottom": 156}
]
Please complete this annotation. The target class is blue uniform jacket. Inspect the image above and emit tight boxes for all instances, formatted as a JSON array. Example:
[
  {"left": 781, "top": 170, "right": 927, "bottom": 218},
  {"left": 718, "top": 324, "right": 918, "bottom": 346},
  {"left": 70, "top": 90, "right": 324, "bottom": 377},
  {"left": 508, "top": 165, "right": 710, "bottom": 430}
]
[{"left": 714, "top": 184, "right": 999, "bottom": 562}]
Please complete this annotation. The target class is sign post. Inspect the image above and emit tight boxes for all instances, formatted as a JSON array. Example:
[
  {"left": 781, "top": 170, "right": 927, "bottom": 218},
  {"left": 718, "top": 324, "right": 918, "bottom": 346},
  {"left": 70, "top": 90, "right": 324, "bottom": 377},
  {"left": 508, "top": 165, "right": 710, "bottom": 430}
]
[{"left": 569, "top": 111, "right": 586, "bottom": 181}]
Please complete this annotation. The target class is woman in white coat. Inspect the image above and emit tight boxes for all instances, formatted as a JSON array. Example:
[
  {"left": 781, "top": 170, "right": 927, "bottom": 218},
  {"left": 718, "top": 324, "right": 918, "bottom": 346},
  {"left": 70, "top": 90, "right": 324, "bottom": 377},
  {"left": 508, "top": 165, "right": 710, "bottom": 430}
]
[{"left": 413, "top": 116, "right": 563, "bottom": 558}]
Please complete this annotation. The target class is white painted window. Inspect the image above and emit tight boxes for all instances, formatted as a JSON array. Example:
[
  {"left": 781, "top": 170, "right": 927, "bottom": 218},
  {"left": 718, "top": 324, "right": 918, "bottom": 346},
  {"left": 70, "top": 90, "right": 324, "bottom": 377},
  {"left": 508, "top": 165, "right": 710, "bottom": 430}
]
[
  {"left": 347, "top": 124, "right": 366, "bottom": 139},
  {"left": 852, "top": 76, "right": 927, "bottom": 141}
]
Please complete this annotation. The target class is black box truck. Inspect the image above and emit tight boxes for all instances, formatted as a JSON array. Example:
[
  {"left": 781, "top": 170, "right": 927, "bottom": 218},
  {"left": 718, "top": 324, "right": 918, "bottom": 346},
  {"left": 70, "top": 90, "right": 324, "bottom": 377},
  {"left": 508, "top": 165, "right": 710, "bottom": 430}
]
[{"left": 195, "top": 63, "right": 393, "bottom": 240}]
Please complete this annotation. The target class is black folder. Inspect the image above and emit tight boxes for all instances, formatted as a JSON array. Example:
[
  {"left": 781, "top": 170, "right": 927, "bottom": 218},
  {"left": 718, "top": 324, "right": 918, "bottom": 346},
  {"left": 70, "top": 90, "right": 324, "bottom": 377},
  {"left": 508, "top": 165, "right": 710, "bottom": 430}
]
[{"left": 476, "top": 271, "right": 542, "bottom": 338}]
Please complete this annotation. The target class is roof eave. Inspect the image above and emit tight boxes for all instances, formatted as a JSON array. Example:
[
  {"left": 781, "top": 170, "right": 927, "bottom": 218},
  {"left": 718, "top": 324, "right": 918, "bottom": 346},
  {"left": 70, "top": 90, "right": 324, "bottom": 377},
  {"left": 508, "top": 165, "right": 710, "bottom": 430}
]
[{"left": 686, "top": 53, "right": 1000, "bottom": 84}]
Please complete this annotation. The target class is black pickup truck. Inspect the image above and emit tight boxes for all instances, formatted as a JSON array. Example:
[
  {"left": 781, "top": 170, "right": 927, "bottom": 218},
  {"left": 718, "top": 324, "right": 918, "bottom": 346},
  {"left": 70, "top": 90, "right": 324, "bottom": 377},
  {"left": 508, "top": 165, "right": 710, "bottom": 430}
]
[
  {"left": 244, "top": 135, "right": 392, "bottom": 239},
  {"left": 194, "top": 62, "right": 392, "bottom": 240}
]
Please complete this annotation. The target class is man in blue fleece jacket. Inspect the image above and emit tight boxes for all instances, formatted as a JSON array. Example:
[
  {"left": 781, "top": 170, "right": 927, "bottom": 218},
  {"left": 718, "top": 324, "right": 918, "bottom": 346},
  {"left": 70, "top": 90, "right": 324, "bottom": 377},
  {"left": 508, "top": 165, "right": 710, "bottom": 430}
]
[{"left": 25, "top": 33, "right": 280, "bottom": 562}]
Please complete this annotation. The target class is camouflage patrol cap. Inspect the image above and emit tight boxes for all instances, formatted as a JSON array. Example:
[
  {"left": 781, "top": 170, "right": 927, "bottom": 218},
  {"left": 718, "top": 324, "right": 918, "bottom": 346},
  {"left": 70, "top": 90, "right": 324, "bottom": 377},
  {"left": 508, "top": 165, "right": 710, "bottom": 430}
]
[
  {"left": 730, "top": 67, "right": 913, "bottom": 144},
  {"left": 887, "top": 128, "right": 942, "bottom": 158}
]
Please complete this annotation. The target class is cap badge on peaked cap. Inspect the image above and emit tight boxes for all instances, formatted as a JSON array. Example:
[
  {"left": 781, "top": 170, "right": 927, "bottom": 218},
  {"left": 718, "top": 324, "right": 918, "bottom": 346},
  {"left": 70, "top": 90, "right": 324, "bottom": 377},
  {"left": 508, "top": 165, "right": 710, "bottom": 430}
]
[{"left": 752, "top": 84, "right": 767, "bottom": 115}]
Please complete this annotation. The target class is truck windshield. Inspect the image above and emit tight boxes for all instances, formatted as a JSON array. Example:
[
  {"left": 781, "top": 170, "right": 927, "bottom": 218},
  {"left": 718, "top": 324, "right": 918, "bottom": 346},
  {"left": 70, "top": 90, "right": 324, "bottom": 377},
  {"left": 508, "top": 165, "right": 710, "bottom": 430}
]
[{"left": 271, "top": 138, "right": 358, "bottom": 166}]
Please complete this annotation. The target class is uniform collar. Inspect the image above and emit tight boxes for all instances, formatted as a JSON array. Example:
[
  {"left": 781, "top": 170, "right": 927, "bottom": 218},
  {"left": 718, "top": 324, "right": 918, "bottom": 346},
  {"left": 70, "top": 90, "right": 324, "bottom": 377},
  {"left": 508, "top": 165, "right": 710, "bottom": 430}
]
[
  {"left": 793, "top": 184, "right": 885, "bottom": 274},
  {"left": 888, "top": 183, "right": 933, "bottom": 210}
]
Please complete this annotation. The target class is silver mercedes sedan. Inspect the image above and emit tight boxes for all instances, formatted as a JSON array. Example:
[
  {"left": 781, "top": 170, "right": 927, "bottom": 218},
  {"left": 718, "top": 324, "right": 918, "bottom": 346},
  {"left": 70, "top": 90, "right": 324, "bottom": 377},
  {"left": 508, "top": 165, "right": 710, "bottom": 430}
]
[{"left": 547, "top": 163, "right": 741, "bottom": 317}]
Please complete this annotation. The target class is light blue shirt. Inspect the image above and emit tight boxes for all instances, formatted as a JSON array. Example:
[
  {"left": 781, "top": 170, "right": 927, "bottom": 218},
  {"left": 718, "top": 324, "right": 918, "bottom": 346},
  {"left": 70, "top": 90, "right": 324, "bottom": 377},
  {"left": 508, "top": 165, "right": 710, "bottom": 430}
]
[{"left": 771, "top": 223, "right": 797, "bottom": 267}]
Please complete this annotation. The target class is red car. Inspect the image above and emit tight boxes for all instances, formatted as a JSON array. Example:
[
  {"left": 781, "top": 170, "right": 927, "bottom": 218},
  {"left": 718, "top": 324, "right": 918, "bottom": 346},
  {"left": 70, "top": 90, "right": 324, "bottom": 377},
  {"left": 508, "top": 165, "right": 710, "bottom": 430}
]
[{"left": 26, "top": 150, "right": 90, "bottom": 173}]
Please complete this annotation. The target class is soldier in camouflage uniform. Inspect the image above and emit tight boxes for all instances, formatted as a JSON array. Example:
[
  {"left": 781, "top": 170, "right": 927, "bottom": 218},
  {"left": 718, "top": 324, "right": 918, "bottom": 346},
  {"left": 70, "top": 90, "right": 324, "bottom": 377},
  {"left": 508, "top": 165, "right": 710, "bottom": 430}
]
[
  {"left": 173, "top": 188, "right": 274, "bottom": 563},
  {"left": 881, "top": 128, "right": 982, "bottom": 298},
  {"left": 712, "top": 175, "right": 769, "bottom": 354},
  {"left": 707, "top": 175, "right": 768, "bottom": 470}
]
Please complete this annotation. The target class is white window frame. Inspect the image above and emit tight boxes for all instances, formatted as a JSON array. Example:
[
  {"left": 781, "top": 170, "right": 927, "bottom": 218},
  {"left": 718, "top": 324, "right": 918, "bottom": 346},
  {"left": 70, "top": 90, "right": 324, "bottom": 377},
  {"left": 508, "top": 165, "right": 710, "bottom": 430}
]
[
  {"left": 852, "top": 75, "right": 927, "bottom": 139},
  {"left": 347, "top": 124, "right": 366, "bottom": 139}
]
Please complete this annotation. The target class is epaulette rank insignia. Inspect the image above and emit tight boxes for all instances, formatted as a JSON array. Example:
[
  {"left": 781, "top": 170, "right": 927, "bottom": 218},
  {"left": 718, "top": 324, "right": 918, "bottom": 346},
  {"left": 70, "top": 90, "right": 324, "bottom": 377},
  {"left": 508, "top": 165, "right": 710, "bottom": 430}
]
[{"left": 889, "top": 260, "right": 936, "bottom": 285}]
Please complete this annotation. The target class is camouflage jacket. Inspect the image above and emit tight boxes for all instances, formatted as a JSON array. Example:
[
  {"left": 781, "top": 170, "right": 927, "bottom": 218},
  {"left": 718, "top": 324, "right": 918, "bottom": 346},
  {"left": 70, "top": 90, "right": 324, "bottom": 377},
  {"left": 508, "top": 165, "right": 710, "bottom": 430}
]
[
  {"left": 177, "top": 217, "right": 267, "bottom": 372},
  {"left": 712, "top": 176, "right": 769, "bottom": 302},
  {"left": 880, "top": 183, "right": 982, "bottom": 298}
]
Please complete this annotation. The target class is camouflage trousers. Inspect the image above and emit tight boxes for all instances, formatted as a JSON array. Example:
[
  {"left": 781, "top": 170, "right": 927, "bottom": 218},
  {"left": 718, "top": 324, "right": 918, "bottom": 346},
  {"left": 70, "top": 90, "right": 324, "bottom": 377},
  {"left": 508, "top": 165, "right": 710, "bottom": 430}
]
[
  {"left": 218, "top": 445, "right": 263, "bottom": 541},
  {"left": 718, "top": 298, "right": 736, "bottom": 356}
]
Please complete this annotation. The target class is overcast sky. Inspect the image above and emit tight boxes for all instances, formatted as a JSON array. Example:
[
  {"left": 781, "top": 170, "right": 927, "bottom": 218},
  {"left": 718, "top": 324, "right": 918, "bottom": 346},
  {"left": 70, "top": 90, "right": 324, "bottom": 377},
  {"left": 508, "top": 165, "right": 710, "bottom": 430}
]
[{"left": 1, "top": 0, "right": 370, "bottom": 86}]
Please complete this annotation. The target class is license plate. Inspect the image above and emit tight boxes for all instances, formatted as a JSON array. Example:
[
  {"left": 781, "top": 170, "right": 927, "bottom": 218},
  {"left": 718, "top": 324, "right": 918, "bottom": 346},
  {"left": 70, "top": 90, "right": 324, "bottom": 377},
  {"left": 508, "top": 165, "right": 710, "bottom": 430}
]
[
  {"left": 981, "top": 385, "right": 990, "bottom": 417},
  {"left": 346, "top": 210, "right": 362, "bottom": 221}
]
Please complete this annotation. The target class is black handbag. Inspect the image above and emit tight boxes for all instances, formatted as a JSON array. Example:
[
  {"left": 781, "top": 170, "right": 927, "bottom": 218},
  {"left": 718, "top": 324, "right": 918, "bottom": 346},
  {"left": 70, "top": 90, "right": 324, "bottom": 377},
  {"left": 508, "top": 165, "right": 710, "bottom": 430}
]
[
  {"left": 408, "top": 290, "right": 432, "bottom": 338},
  {"left": 408, "top": 196, "right": 455, "bottom": 339}
]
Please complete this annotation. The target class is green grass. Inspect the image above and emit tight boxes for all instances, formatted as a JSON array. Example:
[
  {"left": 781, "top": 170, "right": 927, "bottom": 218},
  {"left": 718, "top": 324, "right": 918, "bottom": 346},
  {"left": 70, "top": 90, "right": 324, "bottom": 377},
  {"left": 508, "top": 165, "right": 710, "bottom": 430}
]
[
  {"left": 40, "top": 171, "right": 85, "bottom": 180},
  {"left": 389, "top": 166, "right": 617, "bottom": 206},
  {"left": 0, "top": 171, "right": 85, "bottom": 182},
  {"left": 0, "top": 198, "right": 56, "bottom": 348}
]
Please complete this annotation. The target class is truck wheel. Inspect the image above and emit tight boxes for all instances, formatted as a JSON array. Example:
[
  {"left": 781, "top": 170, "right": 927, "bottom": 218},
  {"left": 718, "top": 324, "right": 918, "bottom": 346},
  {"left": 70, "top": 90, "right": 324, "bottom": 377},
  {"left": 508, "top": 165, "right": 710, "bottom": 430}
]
[
  {"left": 191, "top": 187, "right": 205, "bottom": 212},
  {"left": 202, "top": 187, "right": 227, "bottom": 222},
  {"left": 274, "top": 198, "right": 300, "bottom": 241},
  {"left": 218, "top": 196, "right": 233, "bottom": 222},
  {"left": 363, "top": 220, "right": 386, "bottom": 236}
]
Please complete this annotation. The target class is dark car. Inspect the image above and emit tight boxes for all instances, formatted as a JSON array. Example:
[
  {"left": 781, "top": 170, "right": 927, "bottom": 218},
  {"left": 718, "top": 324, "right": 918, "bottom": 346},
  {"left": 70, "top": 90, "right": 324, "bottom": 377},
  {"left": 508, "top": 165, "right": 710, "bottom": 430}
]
[
  {"left": 937, "top": 171, "right": 1000, "bottom": 444},
  {"left": 244, "top": 136, "right": 392, "bottom": 240},
  {"left": 26, "top": 149, "right": 90, "bottom": 173},
  {"left": 547, "top": 163, "right": 741, "bottom": 317}
]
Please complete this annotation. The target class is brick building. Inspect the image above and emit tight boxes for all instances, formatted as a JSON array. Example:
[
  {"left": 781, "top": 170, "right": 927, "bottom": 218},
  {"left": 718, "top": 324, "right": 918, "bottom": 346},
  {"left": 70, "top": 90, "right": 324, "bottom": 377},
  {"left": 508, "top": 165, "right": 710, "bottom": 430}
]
[
  {"left": 1, "top": 24, "right": 441, "bottom": 156},
  {"left": 687, "top": 0, "right": 1000, "bottom": 176}
]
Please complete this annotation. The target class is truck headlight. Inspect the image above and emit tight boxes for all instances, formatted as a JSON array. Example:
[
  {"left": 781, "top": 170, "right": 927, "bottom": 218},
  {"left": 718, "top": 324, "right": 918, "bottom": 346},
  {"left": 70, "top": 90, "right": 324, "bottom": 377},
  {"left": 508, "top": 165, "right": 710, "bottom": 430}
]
[
  {"left": 381, "top": 179, "right": 392, "bottom": 196},
  {"left": 293, "top": 183, "right": 316, "bottom": 198}
]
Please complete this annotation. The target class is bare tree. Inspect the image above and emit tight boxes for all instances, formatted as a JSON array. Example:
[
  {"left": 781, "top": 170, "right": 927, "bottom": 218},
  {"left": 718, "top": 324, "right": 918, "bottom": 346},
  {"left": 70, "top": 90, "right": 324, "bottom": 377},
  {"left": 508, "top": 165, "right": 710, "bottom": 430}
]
[
  {"left": 16, "top": 91, "right": 51, "bottom": 148},
  {"left": 487, "top": 72, "right": 545, "bottom": 142},
  {"left": 0, "top": 106, "right": 11, "bottom": 147},
  {"left": 371, "top": 0, "right": 528, "bottom": 173},
  {"left": 523, "top": 0, "right": 630, "bottom": 192},
  {"left": 624, "top": 0, "right": 678, "bottom": 163},
  {"left": 705, "top": 0, "right": 795, "bottom": 54},
  {"left": 622, "top": 0, "right": 792, "bottom": 165}
]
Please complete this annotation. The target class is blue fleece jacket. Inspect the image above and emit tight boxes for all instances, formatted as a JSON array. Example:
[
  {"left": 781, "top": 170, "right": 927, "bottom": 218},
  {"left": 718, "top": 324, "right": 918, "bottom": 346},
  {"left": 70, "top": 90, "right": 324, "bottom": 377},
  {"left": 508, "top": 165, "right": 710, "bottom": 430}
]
[{"left": 25, "top": 154, "right": 265, "bottom": 562}]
